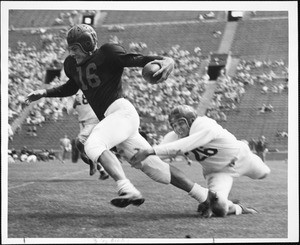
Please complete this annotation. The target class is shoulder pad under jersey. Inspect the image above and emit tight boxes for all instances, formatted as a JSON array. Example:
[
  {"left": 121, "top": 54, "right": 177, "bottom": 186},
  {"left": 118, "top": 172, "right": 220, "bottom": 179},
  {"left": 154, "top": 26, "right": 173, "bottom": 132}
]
[{"left": 100, "top": 43, "right": 126, "bottom": 55}]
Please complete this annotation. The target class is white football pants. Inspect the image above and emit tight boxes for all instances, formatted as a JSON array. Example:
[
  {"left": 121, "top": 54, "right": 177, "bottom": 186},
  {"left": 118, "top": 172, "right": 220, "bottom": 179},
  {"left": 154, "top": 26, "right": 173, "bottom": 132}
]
[
  {"left": 85, "top": 98, "right": 171, "bottom": 184},
  {"left": 205, "top": 141, "right": 271, "bottom": 206}
]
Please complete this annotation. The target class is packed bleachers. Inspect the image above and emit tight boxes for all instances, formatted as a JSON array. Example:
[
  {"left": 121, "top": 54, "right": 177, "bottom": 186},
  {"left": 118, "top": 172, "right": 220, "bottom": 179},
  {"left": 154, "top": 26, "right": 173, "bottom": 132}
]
[
  {"left": 7, "top": 10, "right": 289, "bottom": 152},
  {"left": 209, "top": 58, "right": 288, "bottom": 150},
  {"left": 8, "top": 29, "right": 210, "bottom": 148}
]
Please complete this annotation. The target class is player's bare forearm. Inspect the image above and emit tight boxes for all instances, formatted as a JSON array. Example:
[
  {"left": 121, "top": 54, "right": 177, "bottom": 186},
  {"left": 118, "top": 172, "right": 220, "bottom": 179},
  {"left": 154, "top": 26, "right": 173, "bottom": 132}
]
[{"left": 130, "top": 148, "right": 155, "bottom": 165}]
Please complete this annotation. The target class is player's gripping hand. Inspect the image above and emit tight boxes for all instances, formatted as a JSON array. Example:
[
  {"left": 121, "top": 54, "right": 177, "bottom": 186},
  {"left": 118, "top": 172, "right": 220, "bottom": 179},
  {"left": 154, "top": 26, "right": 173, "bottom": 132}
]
[
  {"left": 149, "top": 57, "right": 174, "bottom": 84},
  {"left": 130, "top": 148, "right": 155, "bottom": 166},
  {"left": 26, "top": 89, "right": 47, "bottom": 104}
]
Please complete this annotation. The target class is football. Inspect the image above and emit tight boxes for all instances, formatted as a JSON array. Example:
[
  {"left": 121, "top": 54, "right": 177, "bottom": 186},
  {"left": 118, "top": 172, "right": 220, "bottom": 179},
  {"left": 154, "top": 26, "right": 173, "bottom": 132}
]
[{"left": 142, "top": 62, "right": 162, "bottom": 84}]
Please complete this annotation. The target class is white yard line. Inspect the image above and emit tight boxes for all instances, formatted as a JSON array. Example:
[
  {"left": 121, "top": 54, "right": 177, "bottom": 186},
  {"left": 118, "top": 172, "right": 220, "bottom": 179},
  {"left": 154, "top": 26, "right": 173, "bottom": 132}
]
[{"left": 8, "top": 170, "right": 86, "bottom": 190}]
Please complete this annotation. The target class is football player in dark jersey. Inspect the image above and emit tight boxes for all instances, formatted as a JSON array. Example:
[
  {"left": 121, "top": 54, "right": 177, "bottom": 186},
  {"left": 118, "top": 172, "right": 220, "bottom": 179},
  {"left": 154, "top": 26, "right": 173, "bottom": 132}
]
[{"left": 26, "top": 24, "right": 209, "bottom": 209}]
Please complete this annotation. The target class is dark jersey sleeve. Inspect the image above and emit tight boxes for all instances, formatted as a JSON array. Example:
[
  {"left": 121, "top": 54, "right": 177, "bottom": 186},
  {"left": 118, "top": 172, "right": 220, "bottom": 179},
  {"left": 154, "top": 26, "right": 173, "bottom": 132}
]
[
  {"left": 101, "top": 43, "right": 164, "bottom": 68},
  {"left": 45, "top": 57, "right": 79, "bottom": 97},
  {"left": 46, "top": 79, "right": 79, "bottom": 98}
]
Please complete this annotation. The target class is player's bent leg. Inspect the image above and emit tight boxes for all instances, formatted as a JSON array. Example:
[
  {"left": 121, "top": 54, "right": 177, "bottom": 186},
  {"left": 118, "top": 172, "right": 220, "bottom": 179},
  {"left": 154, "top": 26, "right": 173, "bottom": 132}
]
[
  {"left": 98, "top": 150, "right": 144, "bottom": 208},
  {"left": 170, "top": 165, "right": 209, "bottom": 204},
  {"left": 119, "top": 133, "right": 209, "bottom": 208},
  {"left": 205, "top": 172, "right": 234, "bottom": 217},
  {"left": 236, "top": 141, "right": 271, "bottom": 180},
  {"left": 98, "top": 150, "right": 127, "bottom": 181},
  {"left": 209, "top": 191, "right": 229, "bottom": 217},
  {"left": 75, "top": 138, "right": 97, "bottom": 176},
  {"left": 244, "top": 153, "right": 271, "bottom": 179}
]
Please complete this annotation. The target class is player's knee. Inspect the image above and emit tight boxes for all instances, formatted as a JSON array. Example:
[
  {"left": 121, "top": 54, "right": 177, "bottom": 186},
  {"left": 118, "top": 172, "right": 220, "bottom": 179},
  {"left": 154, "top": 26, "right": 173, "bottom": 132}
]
[
  {"left": 259, "top": 167, "right": 271, "bottom": 179},
  {"left": 210, "top": 195, "right": 228, "bottom": 217}
]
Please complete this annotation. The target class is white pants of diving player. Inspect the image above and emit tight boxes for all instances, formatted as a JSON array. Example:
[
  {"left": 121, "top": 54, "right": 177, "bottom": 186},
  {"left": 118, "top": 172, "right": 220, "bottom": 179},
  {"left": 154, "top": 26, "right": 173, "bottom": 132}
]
[
  {"left": 84, "top": 98, "right": 171, "bottom": 184},
  {"left": 205, "top": 142, "right": 271, "bottom": 203}
]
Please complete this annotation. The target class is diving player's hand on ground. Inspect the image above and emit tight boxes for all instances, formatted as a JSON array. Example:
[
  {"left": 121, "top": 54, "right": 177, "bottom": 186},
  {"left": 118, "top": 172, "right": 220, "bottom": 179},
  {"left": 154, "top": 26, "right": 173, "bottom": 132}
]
[
  {"left": 130, "top": 148, "right": 155, "bottom": 166},
  {"left": 26, "top": 89, "right": 47, "bottom": 104}
]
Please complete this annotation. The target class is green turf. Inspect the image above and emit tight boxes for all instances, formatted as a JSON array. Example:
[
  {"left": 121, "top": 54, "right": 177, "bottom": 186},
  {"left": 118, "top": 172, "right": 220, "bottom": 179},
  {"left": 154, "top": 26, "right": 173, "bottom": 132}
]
[{"left": 5, "top": 159, "right": 291, "bottom": 242}]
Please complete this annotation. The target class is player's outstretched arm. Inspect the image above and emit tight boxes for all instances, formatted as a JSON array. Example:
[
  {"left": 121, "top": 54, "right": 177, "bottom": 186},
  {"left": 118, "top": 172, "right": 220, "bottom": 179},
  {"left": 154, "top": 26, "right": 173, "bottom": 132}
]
[
  {"left": 149, "top": 57, "right": 175, "bottom": 83},
  {"left": 26, "top": 89, "right": 47, "bottom": 104},
  {"left": 130, "top": 148, "right": 155, "bottom": 166}
]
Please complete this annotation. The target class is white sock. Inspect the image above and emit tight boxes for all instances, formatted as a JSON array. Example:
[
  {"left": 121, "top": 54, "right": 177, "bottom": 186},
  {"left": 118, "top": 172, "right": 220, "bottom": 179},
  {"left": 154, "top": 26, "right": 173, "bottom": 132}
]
[
  {"left": 235, "top": 204, "right": 243, "bottom": 215},
  {"left": 188, "top": 183, "right": 208, "bottom": 203},
  {"left": 98, "top": 164, "right": 104, "bottom": 171},
  {"left": 116, "top": 179, "right": 140, "bottom": 195}
]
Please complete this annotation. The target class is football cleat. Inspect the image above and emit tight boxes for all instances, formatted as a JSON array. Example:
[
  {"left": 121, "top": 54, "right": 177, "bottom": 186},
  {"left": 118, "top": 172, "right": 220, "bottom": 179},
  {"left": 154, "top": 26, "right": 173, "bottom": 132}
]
[
  {"left": 197, "top": 200, "right": 210, "bottom": 214},
  {"left": 197, "top": 190, "right": 217, "bottom": 218},
  {"left": 110, "top": 192, "right": 145, "bottom": 208},
  {"left": 232, "top": 200, "right": 258, "bottom": 214},
  {"left": 99, "top": 170, "right": 109, "bottom": 180}
]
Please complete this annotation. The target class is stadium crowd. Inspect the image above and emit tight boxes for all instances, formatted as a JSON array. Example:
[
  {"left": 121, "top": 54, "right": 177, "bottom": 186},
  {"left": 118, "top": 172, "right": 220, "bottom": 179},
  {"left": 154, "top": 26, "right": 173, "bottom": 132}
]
[
  {"left": 8, "top": 24, "right": 288, "bottom": 148},
  {"left": 8, "top": 30, "right": 209, "bottom": 145},
  {"left": 206, "top": 58, "right": 288, "bottom": 121},
  {"left": 8, "top": 146, "right": 57, "bottom": 164}
]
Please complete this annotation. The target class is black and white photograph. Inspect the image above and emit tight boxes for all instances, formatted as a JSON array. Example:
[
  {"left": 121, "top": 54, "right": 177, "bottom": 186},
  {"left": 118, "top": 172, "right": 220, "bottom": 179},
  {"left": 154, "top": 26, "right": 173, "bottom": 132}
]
[{"left": 1, "top": 1, "right": 298, "bottom": 244}]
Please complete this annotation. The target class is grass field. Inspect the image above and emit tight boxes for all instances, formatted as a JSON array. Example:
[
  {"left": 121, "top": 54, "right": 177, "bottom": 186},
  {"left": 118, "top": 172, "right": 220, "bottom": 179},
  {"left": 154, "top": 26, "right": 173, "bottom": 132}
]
[{"left": 3, "top": 158, "right": 296, "bottom": 243}]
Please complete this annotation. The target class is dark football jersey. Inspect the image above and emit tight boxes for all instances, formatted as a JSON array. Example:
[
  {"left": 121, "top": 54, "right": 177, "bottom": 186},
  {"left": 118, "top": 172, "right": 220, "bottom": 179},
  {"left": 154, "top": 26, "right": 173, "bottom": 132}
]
[{"left": 46, "top": 43, "right": 163, "bottom": 120}]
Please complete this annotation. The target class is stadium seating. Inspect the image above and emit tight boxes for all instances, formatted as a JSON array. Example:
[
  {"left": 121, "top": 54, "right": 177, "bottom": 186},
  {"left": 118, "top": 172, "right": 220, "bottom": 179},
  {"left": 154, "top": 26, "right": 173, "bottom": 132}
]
[{"left": 8, "top": 10, "right": 288, "bottom": 152}]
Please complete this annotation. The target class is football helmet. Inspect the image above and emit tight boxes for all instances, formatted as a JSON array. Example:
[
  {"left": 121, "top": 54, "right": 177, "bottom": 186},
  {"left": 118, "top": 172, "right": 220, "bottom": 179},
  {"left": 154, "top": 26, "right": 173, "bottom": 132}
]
[
  {"left": 67, "top": 24, "right": 97, "bottom": 54},
  {"left": 169, "top": 105, "right": 198, "bottom": 128}
]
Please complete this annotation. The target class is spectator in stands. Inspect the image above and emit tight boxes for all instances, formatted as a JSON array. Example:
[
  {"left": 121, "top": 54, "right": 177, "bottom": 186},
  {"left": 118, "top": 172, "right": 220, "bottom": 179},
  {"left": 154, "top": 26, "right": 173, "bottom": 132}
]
[
  {"left": 37, "top": 149, "right": 50, "bottom": 162},
  {"left": 201, "top": 66, "right": 210, "bottom": 82},
  {"left": 254, "top": 136, "right": 268, "bottom": 162},
  {"left": 248, "top": 138, "right": 257, "bottom": 152},
  {"left": 261, "top": 85, "right": 268, "bottom": 94},
  {"left": 218, "top": 111, "right": 227, "bottom": 122},
  {"left": 194, "top": 47, "right": 202, "bottom": 56},
  {"left": 48, "top": 149, "right": 57, "bottom": 160},
  {"left": 27, "top": 149, "right": 38, "bottom": 163},
  {"left": 11, "top": 148, "right": 19, "bottom": 160},
  {"left": 265, "top": 104, "right": 274, "bottom": 112},
  {"left": 59, "top": 134, "right": 72, "bottom": 163},
  {"left": 276, "top": 130, "right": 288, "bottom": 138},
  {"left": 278, "top": 83, "right": 285, "bottom": 94},
  {"left": 271, "top": 85, "right": 278, "bottom": 93},
  {"left": 20, "top": 146, "right": 29, "bottom": 162},
  {"left": 31, "top": 125, "right": 37, "bottom": 136},
  {"left": 213, "top": 30, "right": 222, "bottom": 38},
  {"left": 258, "top": 104, "right": 274, "bottom": 114},
  {"left": 8, "top": 150, "right": 16, "bottom": 164}
]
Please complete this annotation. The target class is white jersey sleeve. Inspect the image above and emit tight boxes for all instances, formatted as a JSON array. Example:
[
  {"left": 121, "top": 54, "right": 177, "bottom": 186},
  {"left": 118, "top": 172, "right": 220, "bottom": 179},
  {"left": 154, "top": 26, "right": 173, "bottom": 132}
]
[
  {"left": 66, "top": 95, "right": 76, "bottom": 115},
  {"left": 160, "top": 131, "right": 179, "bottom": 145},
  {"left": 153, "top": 116, "right": 219, "bottom": 156}
]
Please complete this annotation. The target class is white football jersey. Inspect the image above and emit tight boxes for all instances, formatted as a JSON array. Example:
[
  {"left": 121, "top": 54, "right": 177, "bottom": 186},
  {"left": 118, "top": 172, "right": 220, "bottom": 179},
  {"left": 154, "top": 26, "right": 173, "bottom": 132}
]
[
  {"left": 154, "top": 116, "right": 243, "bottom": 175},
  {"left": 73, "top": 90, "right": 98, "bottom": 123}
]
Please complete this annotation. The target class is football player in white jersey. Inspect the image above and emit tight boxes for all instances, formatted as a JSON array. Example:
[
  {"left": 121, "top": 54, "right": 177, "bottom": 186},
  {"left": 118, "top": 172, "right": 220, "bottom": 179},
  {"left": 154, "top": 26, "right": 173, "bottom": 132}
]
[
  {"left": 131, "top": 105, "right": 271, "bottom": 217},
  {"left": 68, "top": 90, "right": 109, "bottom": 180}
]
